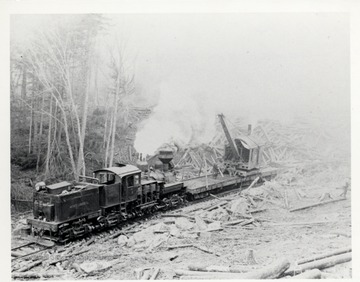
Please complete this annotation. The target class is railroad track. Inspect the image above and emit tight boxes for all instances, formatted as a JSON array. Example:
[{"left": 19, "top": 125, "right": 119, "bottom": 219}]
[
  {"left": 11, "top": 182, "right": 262, "bottom": 276},
  {"left": 11, "top": 238, "right": 55, "bottom": 261}
]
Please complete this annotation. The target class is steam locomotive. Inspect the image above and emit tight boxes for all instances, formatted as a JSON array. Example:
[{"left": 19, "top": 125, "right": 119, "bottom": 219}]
[{"left": 27, "top": 162, "right": 187, "bottom": 243}]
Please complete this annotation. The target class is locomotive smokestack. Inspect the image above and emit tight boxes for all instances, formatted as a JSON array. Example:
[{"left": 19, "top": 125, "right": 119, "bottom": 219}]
[
  {"left": 158, "top": 148, "right": 174, "bottom": 172},
  {"left": 248, "top": 124, "right": 252, "bottom": 135}
]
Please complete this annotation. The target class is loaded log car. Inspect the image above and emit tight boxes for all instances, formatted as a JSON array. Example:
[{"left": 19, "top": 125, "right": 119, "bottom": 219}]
[{"left": 27, "top": 164, "right": 186, "bottom": 242}]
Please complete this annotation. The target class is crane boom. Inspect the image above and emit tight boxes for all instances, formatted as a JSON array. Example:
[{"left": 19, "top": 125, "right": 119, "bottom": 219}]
[{"left": 218, "top": 114, "right": 240, "bottom": 159}]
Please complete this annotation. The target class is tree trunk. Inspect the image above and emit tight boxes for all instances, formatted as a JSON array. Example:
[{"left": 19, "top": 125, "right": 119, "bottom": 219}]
[
  {"left": 36, "top": 93, "right": 45, "bottom": 173},
  {"left": 60, "top": 105, "right": 78, "bottom": 180},
  {"left": 77, "top": 66, "right": 91, "bottom": 176},
  {"left": 28, "top": 85, "right": 34, "bottom": 154},
  {"left": 109, "top": 74, "right": 120, "bottom": 166},
  {"left": 105, "top": 106, "right": 114, "bottom": 167},
  {"left": 21, "top": 63, "right": 27, "bottom": 103},
  {"left": 44, "top": 95, "right": 53, "bottom": 178}
]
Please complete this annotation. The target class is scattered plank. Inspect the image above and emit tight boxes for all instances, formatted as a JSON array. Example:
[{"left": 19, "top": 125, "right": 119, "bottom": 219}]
[{"left": 289, "top": 198, "right": 346, "bottom": 212}]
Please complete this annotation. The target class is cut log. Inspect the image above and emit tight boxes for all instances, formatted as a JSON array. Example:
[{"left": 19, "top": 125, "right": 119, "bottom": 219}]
[
  {"left": 188, "top": 264, "right": 256, "bottom": 273},
  {"left": 289, "top": 269, "right": 322, "bottom": 279},
  {"left": 176, "top": 258, "right": 290, "bottom": 279},
  {"left": 17, "top": 260, "right": 42, "bottom": 272},
  {"left": 289, "top": 198, "right": 346, "bottom": 212},
  {"left": 167, "top": 244, "right": 193, "bottom": 250},
  {"left": 296, "top": 247, "right": 351, "bottom": 265},
  {"left": 284, "top": 252, "right": 351, "bottom": 276}
]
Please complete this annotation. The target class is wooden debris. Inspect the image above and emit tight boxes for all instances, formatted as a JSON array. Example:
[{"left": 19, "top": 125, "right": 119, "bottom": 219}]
[
  {"left": 193, "top": 245, "right": 220, "bottom": 256},
  {"left": 296, "top": 246, "right": 351, "bottom": 265},
  {"left": 290, "top": 198, "right": 346, "bottom": 212},
  {"left": 205, "top": 201, "right": 228, "bottom": 212},
  {"left": 188, "top": 264, "right": 256, "bottom": 273},
  {"left": 249, "top": 208, "right": 267, "bottom": 214},
  {"left": 284, "top": 252, "right": 351, "bottom": 276},
  {"left": 166, "top": 244, "right": 193, "bottom": 250},
  {"left": 17, "top": 259, "right": 42, "bottom": 272},
  {"left": 175, "top": 258, "right": 290, "bottom": 279},
  {"left": 222, "top": 219, "right": 246, "bottom": 226},
  {"left": 241, "top": 177, "right": 260, "bottom": 194}
]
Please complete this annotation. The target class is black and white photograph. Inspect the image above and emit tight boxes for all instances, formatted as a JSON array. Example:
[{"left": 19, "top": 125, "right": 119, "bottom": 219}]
[{"left": 4, "top": 0, "right": 358, "bottom": 280}]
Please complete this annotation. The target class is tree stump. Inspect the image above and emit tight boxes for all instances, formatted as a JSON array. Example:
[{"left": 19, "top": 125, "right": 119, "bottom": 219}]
[{"left": 244, "top": 249, "right": 258, "bottom": 265}]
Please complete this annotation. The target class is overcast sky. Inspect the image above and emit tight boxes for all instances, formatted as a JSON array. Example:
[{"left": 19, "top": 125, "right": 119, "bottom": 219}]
[{"left": 11, "top": 13, "right": 350, "bottom": 154}]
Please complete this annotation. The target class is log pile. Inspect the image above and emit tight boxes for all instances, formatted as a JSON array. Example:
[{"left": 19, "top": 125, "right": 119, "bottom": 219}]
[
  {"left": 173, "top": 247, "right": 352, "bottom": 279},
  {"left": 208, "top": 115, "right": 348, "bottom": 166}
]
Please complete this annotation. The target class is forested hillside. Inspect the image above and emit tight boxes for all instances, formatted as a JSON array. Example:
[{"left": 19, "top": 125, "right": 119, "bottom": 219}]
[{"left": 10, "top": 15, "right": 151, "bottom": 202}]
